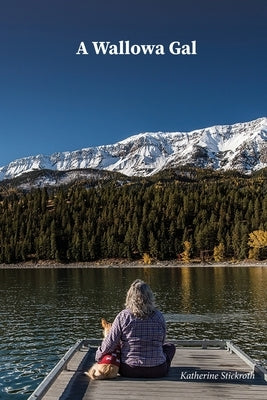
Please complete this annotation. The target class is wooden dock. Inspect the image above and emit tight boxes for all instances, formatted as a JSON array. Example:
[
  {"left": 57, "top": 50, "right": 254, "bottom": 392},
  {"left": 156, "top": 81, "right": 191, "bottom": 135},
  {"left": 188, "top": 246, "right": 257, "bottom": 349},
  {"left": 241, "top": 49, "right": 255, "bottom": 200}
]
[{"left": 28, "top": 340, "right": 267, "bottom": 400}]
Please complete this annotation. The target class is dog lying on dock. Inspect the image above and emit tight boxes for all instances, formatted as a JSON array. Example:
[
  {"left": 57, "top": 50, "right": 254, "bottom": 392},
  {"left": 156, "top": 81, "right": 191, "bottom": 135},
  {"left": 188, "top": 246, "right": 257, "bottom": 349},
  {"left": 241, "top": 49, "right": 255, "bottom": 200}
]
[{"left": 85, "top": 318, "right": 120, "bottom": 380}]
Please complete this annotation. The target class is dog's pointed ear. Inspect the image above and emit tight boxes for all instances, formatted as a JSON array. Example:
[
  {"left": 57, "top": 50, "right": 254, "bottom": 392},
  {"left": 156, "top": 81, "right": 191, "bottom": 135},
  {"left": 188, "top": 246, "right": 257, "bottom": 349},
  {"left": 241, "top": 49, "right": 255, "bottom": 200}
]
[{"left": 101, "top": 318, "right": 108, "bottom": 328}]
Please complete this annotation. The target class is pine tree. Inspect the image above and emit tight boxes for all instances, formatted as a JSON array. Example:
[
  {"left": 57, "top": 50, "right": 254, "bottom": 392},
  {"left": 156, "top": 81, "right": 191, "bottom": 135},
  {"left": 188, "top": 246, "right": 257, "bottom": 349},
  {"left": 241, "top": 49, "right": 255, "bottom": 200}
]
[{"left": 137, "top": 223, "right": 147, "bottom": 255}]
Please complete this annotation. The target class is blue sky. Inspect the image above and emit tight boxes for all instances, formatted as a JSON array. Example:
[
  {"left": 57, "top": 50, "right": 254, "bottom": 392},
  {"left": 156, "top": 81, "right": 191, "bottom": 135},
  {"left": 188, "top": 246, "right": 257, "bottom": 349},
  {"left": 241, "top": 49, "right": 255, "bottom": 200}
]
[{"left": 0, "top": 0, "right": 266, "bottom": 166}]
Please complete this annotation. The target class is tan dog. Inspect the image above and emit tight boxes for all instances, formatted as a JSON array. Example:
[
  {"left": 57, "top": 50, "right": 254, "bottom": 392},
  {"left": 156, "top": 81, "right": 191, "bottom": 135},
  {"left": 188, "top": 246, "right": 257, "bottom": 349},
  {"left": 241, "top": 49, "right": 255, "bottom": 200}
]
[{"left": 85, "top": 318, "right": 120, "bottom": 380}]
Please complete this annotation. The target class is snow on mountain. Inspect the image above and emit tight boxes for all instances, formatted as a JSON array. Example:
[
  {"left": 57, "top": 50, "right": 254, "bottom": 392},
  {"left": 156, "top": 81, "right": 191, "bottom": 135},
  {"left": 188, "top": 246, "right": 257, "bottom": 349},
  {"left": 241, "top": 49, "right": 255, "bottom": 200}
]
[{"left": 0, "top": 117, "right": 266, "bottom": 182}]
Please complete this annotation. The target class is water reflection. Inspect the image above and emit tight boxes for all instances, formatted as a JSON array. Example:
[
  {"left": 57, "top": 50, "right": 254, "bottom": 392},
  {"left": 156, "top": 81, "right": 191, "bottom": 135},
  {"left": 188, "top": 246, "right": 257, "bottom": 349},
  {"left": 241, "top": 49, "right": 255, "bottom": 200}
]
[{"left": 0, "top": 266, "right": 266, "bottom": 399}]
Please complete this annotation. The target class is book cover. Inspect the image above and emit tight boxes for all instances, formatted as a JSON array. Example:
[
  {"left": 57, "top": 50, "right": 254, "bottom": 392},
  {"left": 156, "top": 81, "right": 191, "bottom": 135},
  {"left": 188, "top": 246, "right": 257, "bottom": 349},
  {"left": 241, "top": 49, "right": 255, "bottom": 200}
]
[{"left": 0, "top": 1, "right": 266, "bottom": 399}]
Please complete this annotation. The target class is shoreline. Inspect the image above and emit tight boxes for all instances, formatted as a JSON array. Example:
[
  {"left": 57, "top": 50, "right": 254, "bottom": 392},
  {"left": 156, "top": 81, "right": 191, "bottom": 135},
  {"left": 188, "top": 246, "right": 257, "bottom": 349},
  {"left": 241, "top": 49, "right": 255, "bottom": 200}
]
[{"left": 0, "top": 259, "right": 267, "bottom": 269}]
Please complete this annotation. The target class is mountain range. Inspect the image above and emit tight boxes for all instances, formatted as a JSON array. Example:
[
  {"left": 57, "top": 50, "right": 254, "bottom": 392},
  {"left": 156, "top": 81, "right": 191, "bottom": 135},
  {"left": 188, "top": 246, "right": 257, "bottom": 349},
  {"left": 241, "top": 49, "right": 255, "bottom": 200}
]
[{"left": 1, "top": 117, "right": 266, "bottom": 186}]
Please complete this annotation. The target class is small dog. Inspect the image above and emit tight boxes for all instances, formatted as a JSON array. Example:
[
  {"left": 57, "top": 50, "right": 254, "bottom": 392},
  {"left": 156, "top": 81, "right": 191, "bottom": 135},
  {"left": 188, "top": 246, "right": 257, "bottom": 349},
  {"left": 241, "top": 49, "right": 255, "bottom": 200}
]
[{"left": 85, "top": 318, "right": 120, "bottom": 380}]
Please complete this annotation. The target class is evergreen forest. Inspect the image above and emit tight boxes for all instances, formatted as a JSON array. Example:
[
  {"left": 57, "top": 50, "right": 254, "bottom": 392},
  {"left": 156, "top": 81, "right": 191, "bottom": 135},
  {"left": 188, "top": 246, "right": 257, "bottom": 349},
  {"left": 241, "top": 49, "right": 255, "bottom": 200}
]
[{"left": 0, "top": 167, "right": 266, "bottom": 264}]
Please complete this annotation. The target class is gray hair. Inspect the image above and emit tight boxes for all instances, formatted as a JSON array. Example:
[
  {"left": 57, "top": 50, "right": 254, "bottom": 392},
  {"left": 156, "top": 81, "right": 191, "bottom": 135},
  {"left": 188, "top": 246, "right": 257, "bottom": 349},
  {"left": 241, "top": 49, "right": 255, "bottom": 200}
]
[{"left": 125, "top": 279, "right": 156, "bottom": 318}]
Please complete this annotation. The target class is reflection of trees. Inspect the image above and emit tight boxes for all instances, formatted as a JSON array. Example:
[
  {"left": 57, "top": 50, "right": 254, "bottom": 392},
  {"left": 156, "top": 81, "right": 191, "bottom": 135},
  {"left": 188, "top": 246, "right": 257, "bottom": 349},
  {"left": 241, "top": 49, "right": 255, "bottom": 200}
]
[
  {"left": 180, "top": 267, "right": 192, "bottom": 312},
  {"left": 248, "top": 267, "right": 267, "bottom": 310}
]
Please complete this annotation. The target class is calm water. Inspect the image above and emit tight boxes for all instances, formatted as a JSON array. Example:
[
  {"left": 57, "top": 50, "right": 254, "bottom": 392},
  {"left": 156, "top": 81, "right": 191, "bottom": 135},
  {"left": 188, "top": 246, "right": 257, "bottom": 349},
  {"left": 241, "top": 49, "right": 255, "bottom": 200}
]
[{"left": 0, "top": 266, "right": 266, "bottom": 399}]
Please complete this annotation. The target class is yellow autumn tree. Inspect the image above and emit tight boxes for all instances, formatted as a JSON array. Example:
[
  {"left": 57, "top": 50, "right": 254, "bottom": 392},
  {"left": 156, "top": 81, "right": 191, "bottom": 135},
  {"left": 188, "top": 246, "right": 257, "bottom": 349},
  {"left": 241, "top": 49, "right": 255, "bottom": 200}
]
[
  {"left": 213, "top": 243, "right": 225, "bottom": 262},
  {"left": 143, "top": 253, "right": 152, "bottom": 265},
  {"left": 181, "top": 241, "right": 191, "bottom": 263},
  {"left": 248, "top": 230, "right": 267, "bottom": 260}
]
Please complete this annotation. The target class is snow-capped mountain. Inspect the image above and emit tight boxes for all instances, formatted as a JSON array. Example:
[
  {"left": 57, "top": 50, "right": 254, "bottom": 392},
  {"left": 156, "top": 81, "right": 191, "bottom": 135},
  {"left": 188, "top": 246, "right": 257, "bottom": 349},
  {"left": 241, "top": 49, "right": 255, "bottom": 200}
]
[{"left": 0, "top": 118, "right": 266, "bottom": 181}]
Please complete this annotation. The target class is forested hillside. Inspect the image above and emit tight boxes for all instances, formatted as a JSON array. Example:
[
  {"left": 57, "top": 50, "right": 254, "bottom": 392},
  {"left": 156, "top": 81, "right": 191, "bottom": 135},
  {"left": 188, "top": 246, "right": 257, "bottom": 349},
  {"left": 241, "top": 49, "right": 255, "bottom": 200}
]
[{"left": 0, "top": 168, "right": 266, "bottom": 264}]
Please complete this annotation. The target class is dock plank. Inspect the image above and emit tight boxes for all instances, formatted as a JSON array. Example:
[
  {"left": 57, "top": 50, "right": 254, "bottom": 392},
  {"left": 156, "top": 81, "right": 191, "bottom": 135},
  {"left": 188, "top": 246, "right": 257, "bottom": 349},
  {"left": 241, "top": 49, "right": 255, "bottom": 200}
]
[
  {"left": 38, "top": 344, "right": 267, "bottom": 400},
  {"left": 41, "top": 345, "right": 94, "bottom": 400}
]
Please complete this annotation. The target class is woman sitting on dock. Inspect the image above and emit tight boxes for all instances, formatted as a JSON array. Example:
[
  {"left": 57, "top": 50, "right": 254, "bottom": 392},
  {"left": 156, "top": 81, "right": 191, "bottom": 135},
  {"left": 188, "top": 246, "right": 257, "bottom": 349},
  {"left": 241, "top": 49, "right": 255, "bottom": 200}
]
[{"left": 95, "top": 279, "right": 176, "bottom": 378}]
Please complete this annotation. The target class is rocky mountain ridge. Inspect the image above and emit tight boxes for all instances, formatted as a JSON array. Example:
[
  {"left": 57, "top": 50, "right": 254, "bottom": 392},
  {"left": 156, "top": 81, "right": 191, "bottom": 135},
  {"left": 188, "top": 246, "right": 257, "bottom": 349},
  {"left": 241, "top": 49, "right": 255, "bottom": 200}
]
[{"left": 1, "top": 117, "right": 266, "bottom": 183}]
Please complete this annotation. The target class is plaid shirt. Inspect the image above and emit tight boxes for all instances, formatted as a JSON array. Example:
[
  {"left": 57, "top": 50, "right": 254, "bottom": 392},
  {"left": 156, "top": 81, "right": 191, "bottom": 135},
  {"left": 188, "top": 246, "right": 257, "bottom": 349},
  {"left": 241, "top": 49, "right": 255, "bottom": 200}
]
[{"left": 95, "top": 309, "right": 166, "bottom": 367}]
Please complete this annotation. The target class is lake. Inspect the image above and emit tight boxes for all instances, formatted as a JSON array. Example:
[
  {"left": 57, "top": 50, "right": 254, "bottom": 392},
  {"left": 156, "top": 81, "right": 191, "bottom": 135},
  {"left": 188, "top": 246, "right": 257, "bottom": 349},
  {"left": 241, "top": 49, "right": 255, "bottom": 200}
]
[{"left": 0, "top": 266, "right": 266, "bottom": 399}]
